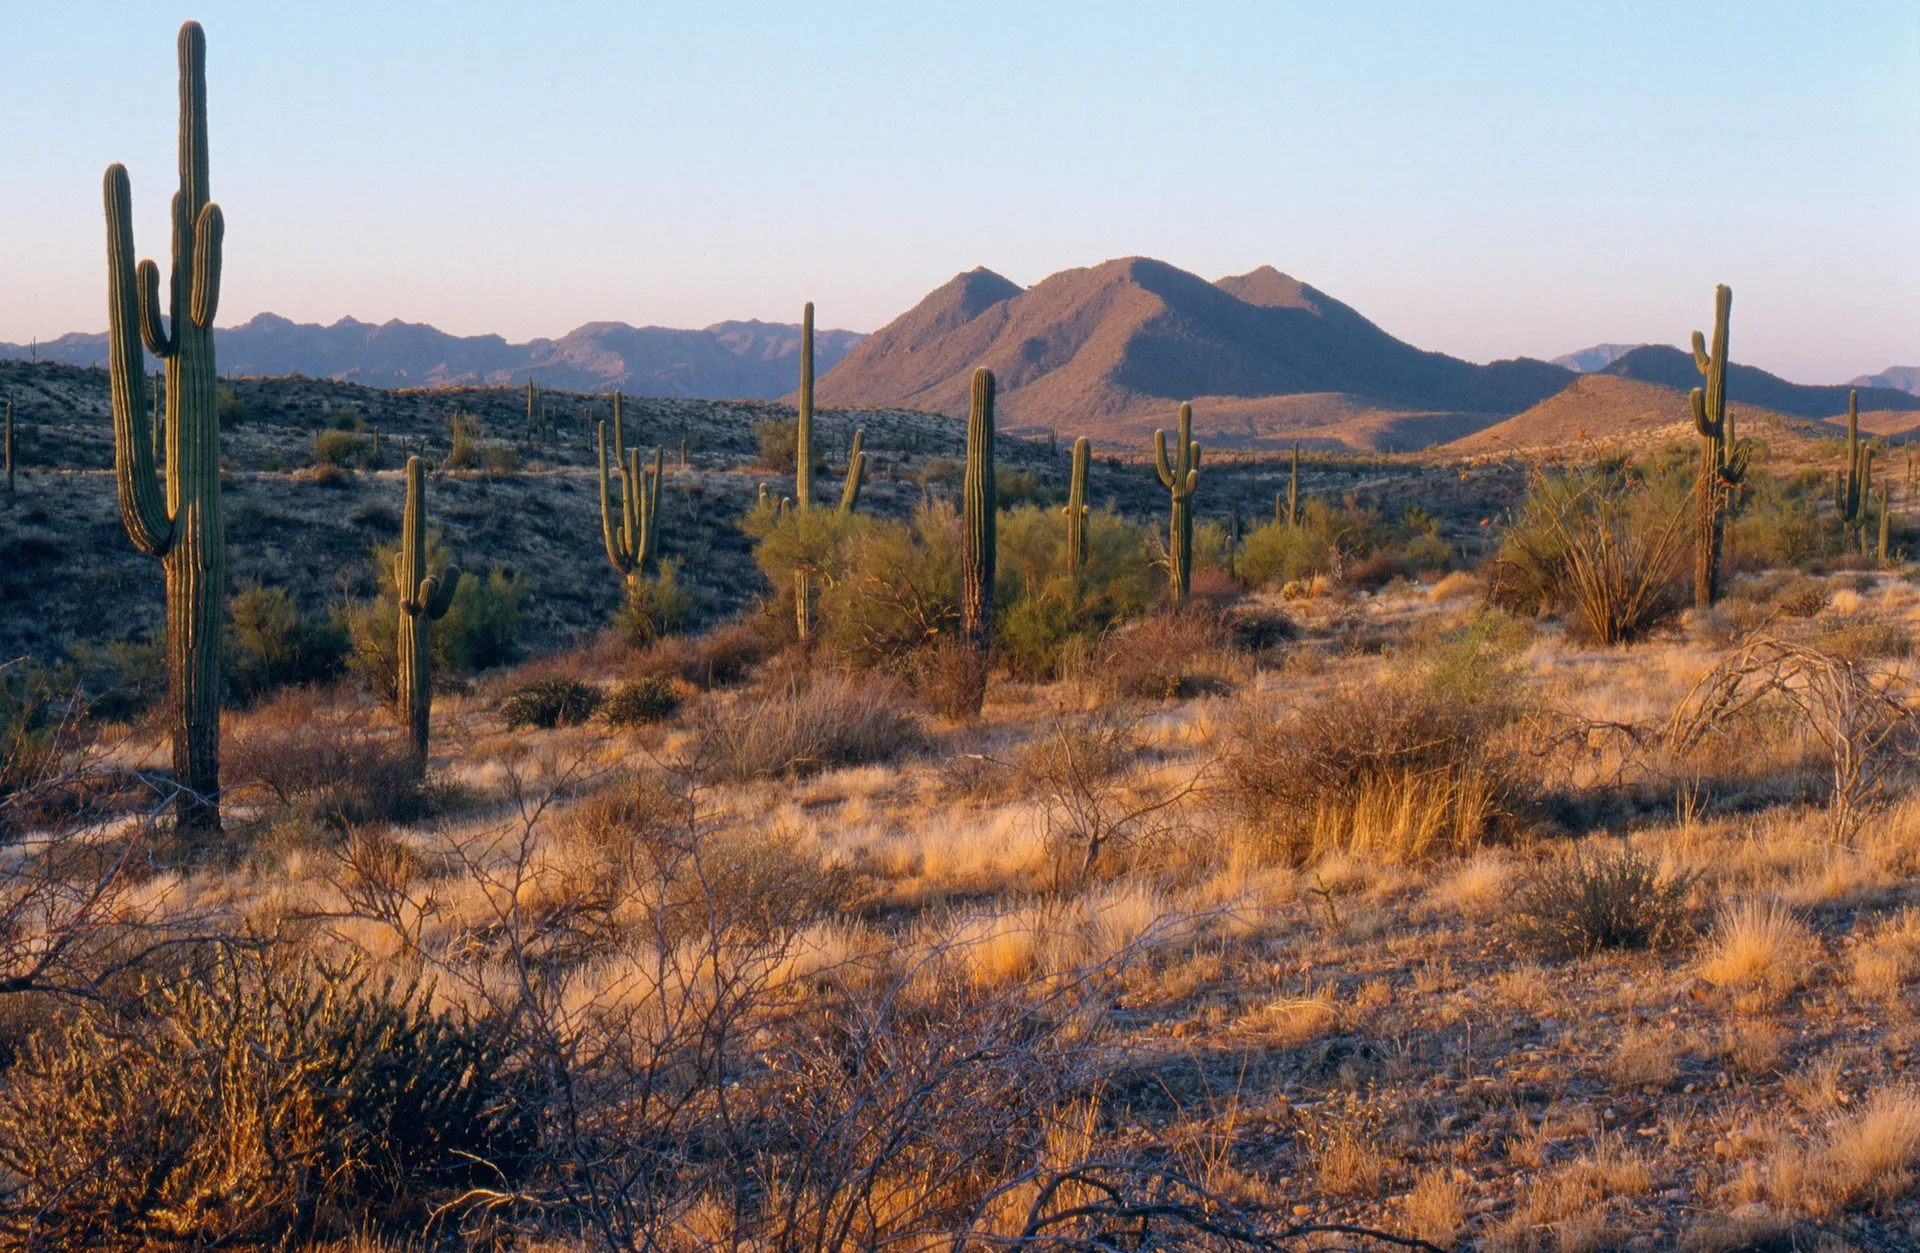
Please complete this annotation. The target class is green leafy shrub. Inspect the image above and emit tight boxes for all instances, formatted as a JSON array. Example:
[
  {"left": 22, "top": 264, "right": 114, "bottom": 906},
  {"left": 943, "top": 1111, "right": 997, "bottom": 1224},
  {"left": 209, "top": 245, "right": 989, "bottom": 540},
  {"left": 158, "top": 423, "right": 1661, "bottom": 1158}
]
[
  {"left": 501, "top": 677, "right": 603, "bottom": 730},
  {"left": 343, "top": 534, "right": 525, "bottom": 700},
  {"left": 215, "top": 385, "right": 246, "bottom": 426},
  {"left": 481, "top": 442, "right": 522, "bottom": 475},
  {"left": 312, "top": 428, "right": 366, "bottom": 466},
  {"left": 604, "top": 676, "right": 682, "bottom": 726},
  {"left": 1509, "top": 846, "right": 1697, "bottom": 957},
  {"left": 1236, "top": 519, "right": 1333, "bottom": 588},
  {"left": 615, "top": 561, "right": 692, "bottom": 646},
  {"left": 754, "top": 417, "right": 814, "bottom": 475},
  {"left": 444, "top": 412, "right": 482, "bottom": 470},
  {"left": 227, "top": 584, "right": 349, "bottom": 706}
]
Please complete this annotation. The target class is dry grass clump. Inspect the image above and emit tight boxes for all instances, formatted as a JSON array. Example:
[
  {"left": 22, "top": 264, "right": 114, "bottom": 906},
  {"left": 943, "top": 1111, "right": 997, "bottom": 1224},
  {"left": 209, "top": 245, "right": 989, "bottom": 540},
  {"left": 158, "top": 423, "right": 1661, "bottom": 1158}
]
[
  {"left": 1221, "top": 678, "right": 1524, "bottom": 864},
  {"left": 1698, "top": 898, "right": 1819, "bottom": 1004},
  {"left": 1508, "top": 845, "right": 1696, "bottom": 958},
  {"left": 225, "top": 691, "right": 425, "bottom": 826},
  {"left": 1400, "top": 1167, "right": 1465, "bottom": 1245},
  {"left": 1849, "top": 906, "right": 1920, "bottom": 1000},
  {"left": 1425, "top": 851, "right": 1516, "bottom": 917},
  {"left": 1765, "top": 1087, "right": 1920, "bottom": 1215},
  {"left": 701, "top": 673, "right": 922, "bottom": 783}
]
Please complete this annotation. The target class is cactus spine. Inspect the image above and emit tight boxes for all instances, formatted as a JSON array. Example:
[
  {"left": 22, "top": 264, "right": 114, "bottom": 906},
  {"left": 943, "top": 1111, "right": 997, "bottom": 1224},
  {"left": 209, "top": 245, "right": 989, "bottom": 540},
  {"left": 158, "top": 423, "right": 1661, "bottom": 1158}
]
[
  {"left": 1064, "top": 436, "right": 1090, "bottom": 575},
  {"left": 961, "top": 369, "right": 997, "bottom": 711},
  {"left": 1155, "top": 402, "right": 1202, "bottom": 605},
  {"left": 1690, "top": 284, "right": 1746, "bottom": 609},
  {"left": 103, "top": 21, "right": 227, "bottom": 834},
  {"left": 597, "top": 391, "right": 663, "bottom": 597},
  {"left": 395, "top": 456, "right": 460, "bottom": 767},
  {"left": 839, "top": 427, "right": 867, "bottom": 513}
]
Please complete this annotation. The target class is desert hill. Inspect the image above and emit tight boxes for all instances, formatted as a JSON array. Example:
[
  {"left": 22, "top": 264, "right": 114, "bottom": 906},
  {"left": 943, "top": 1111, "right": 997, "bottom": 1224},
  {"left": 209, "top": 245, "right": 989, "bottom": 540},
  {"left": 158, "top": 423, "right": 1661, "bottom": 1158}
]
[
  {"left": 1599, "top": 345, "right": 1920, "bottom": 420},
  {"left": 809, "top": 258, "right": 1574, "bottom": 451},
  {"left": 1441, "top": 375, "right": 1800, "bottom": 456},
  {"left": 0, "top": 314, "right": 866, "bottom": 399},
  {"left": 1851, "top": 366, "right": 1920, "bottom": 396}
]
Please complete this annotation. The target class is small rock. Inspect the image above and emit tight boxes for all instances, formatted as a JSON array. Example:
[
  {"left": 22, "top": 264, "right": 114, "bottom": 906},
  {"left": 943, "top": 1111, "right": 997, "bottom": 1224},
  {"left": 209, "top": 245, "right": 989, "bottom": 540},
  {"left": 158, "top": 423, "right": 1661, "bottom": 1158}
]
[{"left": 1291, "top": 1204, "right": 1312, "bottom": 1217}]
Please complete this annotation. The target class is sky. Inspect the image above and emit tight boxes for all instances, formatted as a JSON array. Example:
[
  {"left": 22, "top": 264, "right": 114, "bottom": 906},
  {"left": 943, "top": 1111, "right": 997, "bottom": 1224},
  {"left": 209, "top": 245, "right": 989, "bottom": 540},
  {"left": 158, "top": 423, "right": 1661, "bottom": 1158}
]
[{"left": 5, "top": 2, "right": 1916, "bottom": 384}]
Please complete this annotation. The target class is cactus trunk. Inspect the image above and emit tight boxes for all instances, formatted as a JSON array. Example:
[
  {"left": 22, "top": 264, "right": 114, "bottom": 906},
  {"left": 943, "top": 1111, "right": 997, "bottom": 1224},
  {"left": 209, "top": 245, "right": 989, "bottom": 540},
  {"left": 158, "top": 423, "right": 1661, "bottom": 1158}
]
[
  {"left": 1064, "top": 436, "right": 1090, "bottom": 576},
  {"left": 395, "top": 456, "right": 460, "bottom": 767},
  {"left": 1287, "top": 440, "right": 1299, "bottom": 527},
  {"left": 961, "top": 369, "right": 997, "bottom": 712},
  {"left": 796, "top": 302, "right": 814, "bottom": 513},
  {"left": 1689, "top": 285, "right": 1742, "bottom": 610},
  {"left": 103, "top": 22, "right": 227, "bottom": 835},
  {"left": 839, "top": 427, "right": 867, "bottom": 513},
  {"left": 1155, "top": 403, "right": 1201, "bottom": 606},
  {"left": 1879, "top": 482, "right": 1892, "bottom": 564}
]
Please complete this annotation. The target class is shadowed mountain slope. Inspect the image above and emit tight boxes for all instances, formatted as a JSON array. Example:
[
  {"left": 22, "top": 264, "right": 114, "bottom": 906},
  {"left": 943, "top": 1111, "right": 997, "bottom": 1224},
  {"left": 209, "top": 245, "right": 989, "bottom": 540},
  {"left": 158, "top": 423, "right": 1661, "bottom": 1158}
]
[{"left": 1599, "top": 345, "right": 1920, "bottom": 420}]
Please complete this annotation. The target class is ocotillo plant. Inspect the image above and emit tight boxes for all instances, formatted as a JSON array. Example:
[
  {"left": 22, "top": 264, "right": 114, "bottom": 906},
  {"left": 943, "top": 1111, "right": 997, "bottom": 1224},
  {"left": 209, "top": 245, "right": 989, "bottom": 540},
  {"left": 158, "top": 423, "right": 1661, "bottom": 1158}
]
[
  {"left": 103, "top": 21, "right": 228, "bottom": 834},
  {"left": 1155, "top": 403, "right": 1201, "bottom": 606},
  {"left": 1064, "top": 436, "right": 1090, "bottom": 575},
  {"left": 796, "top": 301, "right": 816, "bottom": 512},
  {"left": 1689, "top": 284, "right": 1746, "bottom": 609},
  {"left": 840, "top": 427, "right": 867, "bottom": 513},
  {"left": 598, "top": 407, "right": 663, "bottom": 600},
  {"left": 394, "top": 456, "right": 460, "bottom": 767},
  {"left": 961, "top": 369, "right": 997, "bottom": 712}
]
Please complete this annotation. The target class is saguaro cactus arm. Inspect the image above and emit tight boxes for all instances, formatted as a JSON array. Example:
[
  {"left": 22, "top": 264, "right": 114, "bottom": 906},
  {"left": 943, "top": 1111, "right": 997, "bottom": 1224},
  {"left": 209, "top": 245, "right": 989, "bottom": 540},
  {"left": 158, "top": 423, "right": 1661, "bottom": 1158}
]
[
  {"left": 104, "top": 166, "right": 174, "bottom": 556},
  {"left": 840, "top": 426, "right": 867, "bottom": 513}
]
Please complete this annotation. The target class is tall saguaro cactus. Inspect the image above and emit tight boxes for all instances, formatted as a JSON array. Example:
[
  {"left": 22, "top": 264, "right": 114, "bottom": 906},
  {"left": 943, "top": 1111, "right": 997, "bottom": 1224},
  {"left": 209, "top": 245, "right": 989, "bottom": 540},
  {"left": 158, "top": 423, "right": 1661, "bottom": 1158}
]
[
  {"left": 961, "top": 369, "right": 998, "bottom": 712},
  {"left": 796, "top": 301, "right": 815, "bottom": 512},
  {"left": 1840, "top": 392, "right": 1876, "bottom": 551},
  {"left": 1155, "top": 403, "right": 1202, "bottom": 605},
  {"left": 1064, "top": 436, "right": 1090, "bottom": 575},
  {"left": 394, "top": 457, "right": 460, "bottom": 767},
  {"left": 1690, "top": 284, "right": 1746, "bottom": 609},
  {"left": 839, "top": 427, "right": 868, "bottom": 513},
  {"left": 598, "top": 393, "right": 663, "bottom": 597},
  {"left": 103, "top": 21, "right": 227, "bottom": 833}
]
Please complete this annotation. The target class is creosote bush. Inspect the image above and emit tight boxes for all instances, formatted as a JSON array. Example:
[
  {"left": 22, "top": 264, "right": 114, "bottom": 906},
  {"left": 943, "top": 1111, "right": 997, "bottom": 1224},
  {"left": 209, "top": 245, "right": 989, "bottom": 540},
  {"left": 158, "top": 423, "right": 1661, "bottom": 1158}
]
[
  {"left": 501, "top": 676, "right": 603, "bottom": 730},
  {"left": 604, "top": 675, "right": 681, "bottom": 726},
  {"left": 1509, "top": 845, "right": 1698, "bottom": 958}
]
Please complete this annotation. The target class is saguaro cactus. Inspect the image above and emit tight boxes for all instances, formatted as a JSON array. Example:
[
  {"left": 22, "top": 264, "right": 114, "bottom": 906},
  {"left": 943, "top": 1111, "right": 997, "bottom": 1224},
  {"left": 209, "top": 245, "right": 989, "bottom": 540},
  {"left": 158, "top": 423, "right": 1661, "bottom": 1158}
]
[
  {"left": 839, "top": 427, "right": 867, "bottom": 513},
  {"left": 961, "top": 369, "right": 997, "bottom": 711},
  {"left": 796, "top": 301, "right": 815, "bottom": 512},
  {"left": 1064, "top": 436, "right": 1090, "bottom": 575},
  {"left": 394, "top": 456, "right": 460, "bottom": 767},
  {"left": 1841, "top": 392, "right": 1874, "bottom": 549},
  {"left": 1690, "top": 284, "right": 1746, "bottom": 609},
  {"left": 1286, "top": 440, "right": 1300, "bottom": 527},
  {"left": 1879, "top": 482, "right": 1893, "bottom": 564},
  {"left": 598, "top": 393, "right": 663, "bottom": 598},
  {"left": 4, "top": 391, "right": 13, "bottom": 493},
  {"left": 1155, "top": 402, "right": 1202, "bottom": 605},
  {"left": 103, "top": 21, "right": 227, "bottom": 833}
]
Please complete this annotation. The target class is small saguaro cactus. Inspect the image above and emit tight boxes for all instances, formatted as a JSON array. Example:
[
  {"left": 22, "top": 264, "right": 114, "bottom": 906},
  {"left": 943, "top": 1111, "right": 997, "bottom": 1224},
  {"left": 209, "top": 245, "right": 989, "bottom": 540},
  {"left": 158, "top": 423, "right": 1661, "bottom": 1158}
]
[
  {"left": 1690, "top": 284, "right": 1747, "bottom": 609},
  {"left": 103, "top": 20, "right": 228, "bottom": 834},
  {"left": 839, "top": 427, "right": 868, "bottom": 513},
  {"left": 1155, "top": 402, "right": 1202, "bottom": 605},
  {"left": 394, "top": 456, "right": 460, "bottom": 767},
  {"left": 1064, "top": 436, "right": 1090, "bottom": 575},
  {"left": 597, "top": 392, "right": 664, "bottom": 599},
  {"left": 1840, "top": 392, "right": 1874, "bottom": 548},
  {"left": 961, "top": 369, "right": 998, "bottom": 712},
  {"left": 796, "top": 301, "right": 816, "bottom": 512}
]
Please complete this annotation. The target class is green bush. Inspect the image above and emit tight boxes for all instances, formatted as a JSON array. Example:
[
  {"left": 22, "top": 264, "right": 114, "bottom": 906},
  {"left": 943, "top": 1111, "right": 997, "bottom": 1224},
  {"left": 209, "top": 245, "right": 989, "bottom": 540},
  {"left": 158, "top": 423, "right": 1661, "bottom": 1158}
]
[
  {"left": 501, "top": 677, "right": 602, "bottom": 730},
  {"left": 1727, "top": 470, "right": 1831, "bottom": 572},
  {"left": 227, "top": 584, "right": 349, "bottom": 706},
  {"left": 754, "top": 417, "right": 814, "bottom": 475},
  {"left": 215, "top": 385, "right": 246, "bottom": 426},
  {"left": 312, "top": 429, "right": 366, "bottom": 466},
  {"left": 481, "top": 442, "right": 522, "bottom": 475},
  {"left": 615, "top": 561, "right": 693, "bottom": 646},
  {"left": 66, "top": 639, "right": 167, "bottom": 724},
  {"left": 343, "top": 534, "right": 525, "bottom": 699},
  {"left": 444, "top": 412, "right": 483, "bottom": 470},
  {"left": 604, "top": 676, "right": 682, "bottom": 726},
  {"left": 1236, "top": 519, "right": 1332, "bottom": 588},
  {"left": 992, "top": 505, "right": 1156, "bottom": 680}
]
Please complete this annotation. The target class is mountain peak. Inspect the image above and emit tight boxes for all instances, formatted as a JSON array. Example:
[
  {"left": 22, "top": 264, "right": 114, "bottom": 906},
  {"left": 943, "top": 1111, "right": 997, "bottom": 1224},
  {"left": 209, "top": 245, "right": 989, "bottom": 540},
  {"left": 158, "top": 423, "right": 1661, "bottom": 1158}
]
[{"left": 1214, "top": 266, "right": 1320, "bottom": 313}]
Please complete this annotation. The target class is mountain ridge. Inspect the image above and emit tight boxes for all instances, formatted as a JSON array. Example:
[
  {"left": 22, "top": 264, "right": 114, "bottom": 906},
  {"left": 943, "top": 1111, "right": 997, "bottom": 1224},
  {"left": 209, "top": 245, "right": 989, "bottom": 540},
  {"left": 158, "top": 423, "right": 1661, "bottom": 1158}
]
[{"left": 0, "top": 313, "right": 867, "bottom": 400}]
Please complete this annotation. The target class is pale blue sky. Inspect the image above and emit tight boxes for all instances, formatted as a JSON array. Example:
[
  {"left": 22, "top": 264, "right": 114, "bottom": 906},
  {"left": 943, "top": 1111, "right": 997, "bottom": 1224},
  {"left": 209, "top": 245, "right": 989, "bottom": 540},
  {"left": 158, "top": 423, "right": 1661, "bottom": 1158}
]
[{"left": 6, "top": 2, "right": 1915, "bottom": 382}]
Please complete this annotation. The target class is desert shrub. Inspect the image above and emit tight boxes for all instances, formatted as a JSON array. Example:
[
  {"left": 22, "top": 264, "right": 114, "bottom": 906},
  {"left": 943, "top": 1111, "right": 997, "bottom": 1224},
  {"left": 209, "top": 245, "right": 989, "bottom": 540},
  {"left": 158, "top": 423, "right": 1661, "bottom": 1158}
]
[
  {"left": 501, "top": 677, "right": 603, "bottom": 730},
  {"left": 343, "top": 560, "right": 525, "bottom": 700},
  {"left": 997, "top": 467, "right": 1046, "bottom": 506},
  {"left": 911, "top": 636, "right": 992, "bottom": 718},
  {"left": 1091, "top": 608, "right": 1234, "bottom": 700},
  {"left": 443, "top": 411, "right": 482, "bottom": 469},
  {"left": 639, "top": 620, "right": 770, "bottom": 689},
  {"left": 0, "top": 664, "right": 75, "bottom": 811},
  {"left": 614, "top": 561, "right": 692, "bottom": 646},
  {"left": 65, "top": 638, "right": 167, "bottom": 724},
  {"left": 746, "top": 491, "right": 861, "bottom": 642},
  {"left": 215, "top": 385, "right": 245, "bottom": 425},
  {"left": 604, "top": 676, "right": 681, "bottom": 726},
  {"left": 1191, "top": 519, "right": 1232, "bottom": 574},
  {"left": 0, "top": 948, "right": 530, "bottom": 1247},
  {"left": 1343, "top": 549, "right": 1406, "bottom": 590},
  {"left": 481, "top": 442, "right": 522, "bottom": 474},
  {"left": 1236, "top": 519, "right": 1333, "bottom": 588},
  {"left": 754, "top": 417, "right": 817, "bottom": 475},
  {"left": 992, "top": 505, "right": 1156, "bottom": 680},
  {"left": 811, "top": 504, "right": 959, "bottom": 663},
  {"left": 312, "top": 428, "right": 366, "bottom": 466},
  {"left": 701, "top": 673, "right": 922, "bottom": 782},
  {"left": 225, "top": 693, "right": 426, "bottom": 825},
  {"left": 226, "top": 583, "right": 349, "bottom": 706},
  {"left": 1508, "top": 846, "right": 1697, "bottom": 958},
  {"left": 1774, "top": 576, "right": 1832, "bottom": 618},
  {"left": 1221, "top": 675, "right": 1525, "bottom": 863},
  {"left": 1489, "top": 462, "right": 1692, "bottom": 644},
  {"left": 306, "top": 461, "right": 351, "bottom": 487},
  {"left": 1728, "top": 471, "right": 1830, "bottom": 571}
]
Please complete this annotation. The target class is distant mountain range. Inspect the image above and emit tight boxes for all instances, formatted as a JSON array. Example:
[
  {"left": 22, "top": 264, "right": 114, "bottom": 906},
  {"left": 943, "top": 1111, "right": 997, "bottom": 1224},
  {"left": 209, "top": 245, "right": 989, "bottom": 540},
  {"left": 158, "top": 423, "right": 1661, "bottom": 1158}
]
[
  {"left": 0, "top": 314, "right": 866, "bottom": 400},
  {"left": 1851, "top": 366, "right": 1920, "bottom": 396},
  {"left": 808, "top": 258, "right": 1575, "bottom": 449},
  {"left": 1551, "top": 343, "right": 1644, "bottom": 373}
]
